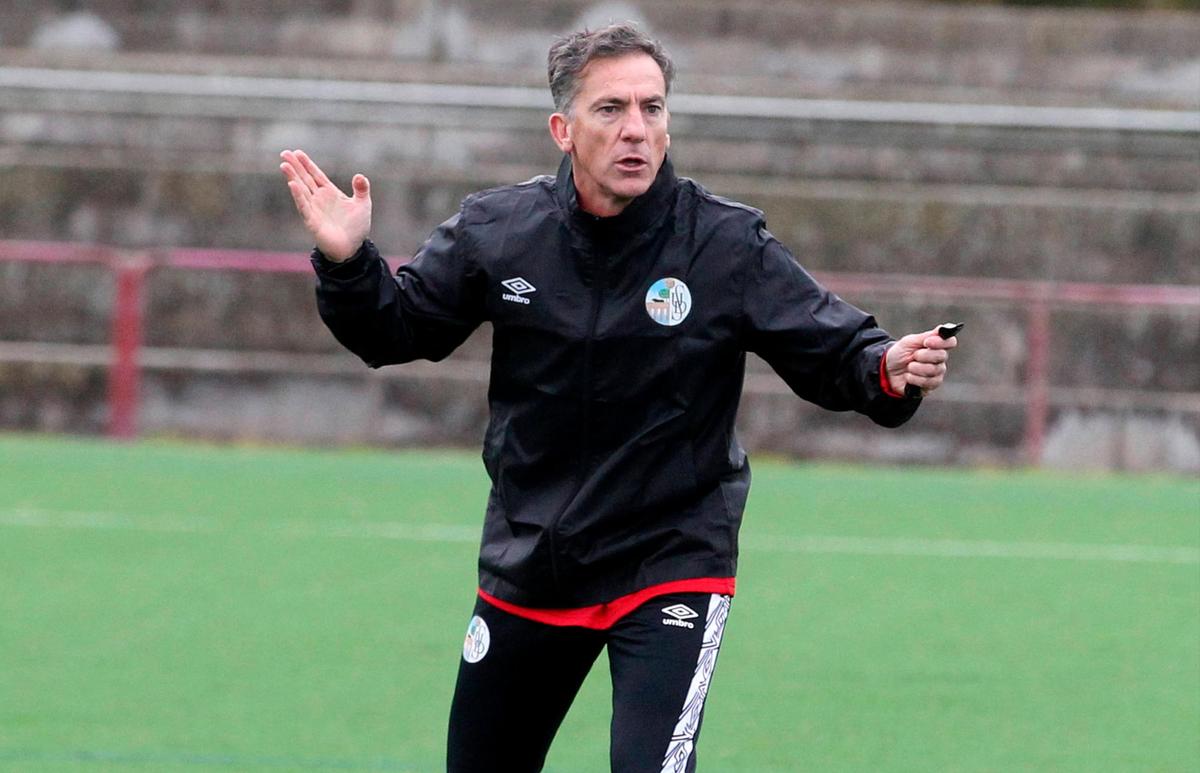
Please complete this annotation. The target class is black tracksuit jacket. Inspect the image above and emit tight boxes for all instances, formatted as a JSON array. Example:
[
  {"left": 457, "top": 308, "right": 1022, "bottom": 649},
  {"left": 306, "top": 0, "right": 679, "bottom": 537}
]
[{"left": 312, "top": 156, "right": 920, "bottom": 608}]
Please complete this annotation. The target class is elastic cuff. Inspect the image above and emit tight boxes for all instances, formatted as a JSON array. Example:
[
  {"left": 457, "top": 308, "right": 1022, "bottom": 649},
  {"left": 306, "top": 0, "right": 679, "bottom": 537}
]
[
  {"left": 880, "top": 344, "right": 907, "bottom": 399},
  {"left": 310, "top": 239, "right": 373, "bottom": 274}
]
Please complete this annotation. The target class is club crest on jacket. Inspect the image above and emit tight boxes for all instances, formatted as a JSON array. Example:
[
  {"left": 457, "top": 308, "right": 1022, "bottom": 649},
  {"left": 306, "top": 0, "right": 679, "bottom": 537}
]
[{"left": 645, "top": 277, "right": 691, "bottom": 327}]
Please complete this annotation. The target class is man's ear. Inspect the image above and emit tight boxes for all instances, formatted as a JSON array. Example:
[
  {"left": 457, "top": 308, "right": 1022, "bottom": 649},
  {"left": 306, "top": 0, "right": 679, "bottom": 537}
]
[
  {"left": 665, "top": 132, "right": 670, "bottom": 150},
  {"left": 549, "top": 113, "right": 573, "bottom": 153}
]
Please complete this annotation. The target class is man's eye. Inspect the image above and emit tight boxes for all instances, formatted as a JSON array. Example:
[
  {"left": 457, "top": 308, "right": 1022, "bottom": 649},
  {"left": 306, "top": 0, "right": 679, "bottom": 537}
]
[
  {"left": 599, "top": 105, "right": 619, "bottom": 114},
  {"left": 646, "top": 105, "right": 663, "bottom": 115}
]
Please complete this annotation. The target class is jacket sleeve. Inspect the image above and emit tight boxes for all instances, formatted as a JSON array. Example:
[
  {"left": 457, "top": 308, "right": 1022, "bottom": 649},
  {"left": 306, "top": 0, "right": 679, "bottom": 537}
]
[
  {"left": 741, "top": 226, "right": 919, "bottom": 428},
  {"left": 311, "top": 210, "right": 485, "bottom": 367}
]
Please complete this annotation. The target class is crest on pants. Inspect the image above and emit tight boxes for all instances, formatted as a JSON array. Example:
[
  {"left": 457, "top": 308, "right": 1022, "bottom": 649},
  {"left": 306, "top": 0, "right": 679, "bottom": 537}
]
[{"left": 462, "top": 615, "right": 490, "bottom": 663}]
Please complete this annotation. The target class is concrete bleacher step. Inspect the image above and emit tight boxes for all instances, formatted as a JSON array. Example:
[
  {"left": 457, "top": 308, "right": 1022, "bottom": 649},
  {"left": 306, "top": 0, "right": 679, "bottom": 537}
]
[
  {"left": 3, "top": 0, "right": 1198, "bottom": 106},
  {"left": 2, "top": 2, "right": 1198, "bottom": 467}
]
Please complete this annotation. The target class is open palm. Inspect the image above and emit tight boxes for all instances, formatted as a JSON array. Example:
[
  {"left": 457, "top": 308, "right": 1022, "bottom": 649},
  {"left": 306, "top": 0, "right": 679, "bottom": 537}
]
[{"left": 279, "top": 149, "right": 372, "bottom": 262}]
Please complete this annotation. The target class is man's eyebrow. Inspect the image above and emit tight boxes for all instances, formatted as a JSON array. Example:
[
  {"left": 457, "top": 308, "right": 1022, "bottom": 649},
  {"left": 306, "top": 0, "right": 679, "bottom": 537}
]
[
  {"left": 591, "top": 95, "right": 630, "bottom": 108},
  {"left": 589, "top": 94, "right": 666, "bottom": 108}
]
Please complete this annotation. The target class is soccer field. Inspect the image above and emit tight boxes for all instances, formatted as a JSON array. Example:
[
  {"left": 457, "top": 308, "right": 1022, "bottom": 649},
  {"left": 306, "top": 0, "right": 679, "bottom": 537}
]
[{"left": 1, "top": 435, "right": 1197, "bottom": 772}]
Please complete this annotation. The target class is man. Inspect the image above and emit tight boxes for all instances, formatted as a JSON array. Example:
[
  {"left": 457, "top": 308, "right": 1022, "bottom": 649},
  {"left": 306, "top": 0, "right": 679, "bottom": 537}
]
[{"left": 279, "top": 22, "right": 955, "bottom": 773}]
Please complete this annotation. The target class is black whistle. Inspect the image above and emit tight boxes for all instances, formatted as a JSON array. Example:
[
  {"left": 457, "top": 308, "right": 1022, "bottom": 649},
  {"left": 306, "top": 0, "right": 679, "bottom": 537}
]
[{"left": 904, "top": 322, "right": 963, "bottom": 399}]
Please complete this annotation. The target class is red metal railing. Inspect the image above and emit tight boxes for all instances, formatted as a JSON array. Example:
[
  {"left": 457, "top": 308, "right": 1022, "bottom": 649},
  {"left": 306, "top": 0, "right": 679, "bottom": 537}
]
[
  {"left": 817, "top": 271, "right": 1200, "bottom": 462},
  {"left": 2, "top": 239, "right": 1198, "bottom": 461}
]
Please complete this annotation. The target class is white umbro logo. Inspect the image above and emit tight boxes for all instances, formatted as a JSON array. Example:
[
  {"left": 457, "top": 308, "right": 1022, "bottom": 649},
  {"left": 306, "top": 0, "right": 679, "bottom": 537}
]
[
  {"left": 501, "top": 277, "right": 536, "bottom": 304},
  {"left": 661, "top": 603, "right": 698, "bottom": 629}
]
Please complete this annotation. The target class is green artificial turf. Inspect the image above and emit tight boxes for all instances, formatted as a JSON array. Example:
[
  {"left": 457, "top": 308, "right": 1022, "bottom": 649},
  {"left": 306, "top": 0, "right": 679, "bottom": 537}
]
[{"left": 0, "top": 435, "right": 1196, "bottom": 771}]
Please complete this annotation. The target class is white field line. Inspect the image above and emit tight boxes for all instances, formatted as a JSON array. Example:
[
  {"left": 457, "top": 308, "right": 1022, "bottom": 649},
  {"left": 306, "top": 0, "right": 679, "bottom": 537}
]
[
  {"left": 0, "top": 507, "right": 481, "bottom": 543},
  {"left": 1, "top": 507, "right": 1196, "bottom": 565},
  {"left": 281, "top": 520, "right": 481, "bottom": 543},
  {"left": 0, "top": 507, "right": 214, "bottom": 533},
  {"left": 737, "top": 534, "right": 1200, "bottom": 565}
]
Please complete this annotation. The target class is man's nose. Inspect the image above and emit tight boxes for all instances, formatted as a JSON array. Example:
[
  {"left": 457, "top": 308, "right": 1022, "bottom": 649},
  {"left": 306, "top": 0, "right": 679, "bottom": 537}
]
[{"left": 620, "top": 111, "right": 647, "bottom": 142}]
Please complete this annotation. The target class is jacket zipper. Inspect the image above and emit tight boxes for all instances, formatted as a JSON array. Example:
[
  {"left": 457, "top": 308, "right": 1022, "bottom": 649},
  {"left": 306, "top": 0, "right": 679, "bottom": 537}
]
[{"left": 547, "top": 250, "right": 607, "bottom": 588}]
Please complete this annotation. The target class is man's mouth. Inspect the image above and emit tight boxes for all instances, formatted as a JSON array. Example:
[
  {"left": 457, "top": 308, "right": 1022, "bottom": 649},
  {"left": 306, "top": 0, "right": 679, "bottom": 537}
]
[{"left": 615, "top": 156, "right": 649, "bottom": 173}]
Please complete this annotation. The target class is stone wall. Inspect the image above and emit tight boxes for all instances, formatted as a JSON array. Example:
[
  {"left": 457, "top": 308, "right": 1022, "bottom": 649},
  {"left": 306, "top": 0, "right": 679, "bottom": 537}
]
[
  {"left": 1, "top": 0, "right": 1197, "bottom": 471},
  {"left": 4, "top": 1, "right": 1197, "bottom": 106}
]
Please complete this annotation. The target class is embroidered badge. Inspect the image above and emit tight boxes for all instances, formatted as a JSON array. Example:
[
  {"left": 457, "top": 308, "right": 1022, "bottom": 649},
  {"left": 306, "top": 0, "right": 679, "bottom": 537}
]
[
  {"left": 645, "top": 278, "right": 692, "bottom": 327},
  {"left": 462, "top": 615, "right": 491, "bottom": 663}
]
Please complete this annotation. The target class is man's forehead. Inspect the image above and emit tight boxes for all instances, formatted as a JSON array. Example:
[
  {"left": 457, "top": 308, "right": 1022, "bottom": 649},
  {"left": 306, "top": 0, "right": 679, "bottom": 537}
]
[{"left": 578, "top": 53, "right": 666, "bottom": 98}]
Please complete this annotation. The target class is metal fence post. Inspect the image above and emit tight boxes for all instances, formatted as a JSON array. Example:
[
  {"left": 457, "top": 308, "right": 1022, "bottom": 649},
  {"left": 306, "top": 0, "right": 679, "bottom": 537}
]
[
  {"left": 1023, "top": 296, "right": 1052, "bottom": 465},
  {"left": 107, "top": 251, "right": 150, "bottom": 439}
]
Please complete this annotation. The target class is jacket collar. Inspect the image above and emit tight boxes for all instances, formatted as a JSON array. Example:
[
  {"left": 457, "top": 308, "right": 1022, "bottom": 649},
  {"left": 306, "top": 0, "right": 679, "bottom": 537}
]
[{"left": 555, "top": 154, "right": 678, "bottom": 242}]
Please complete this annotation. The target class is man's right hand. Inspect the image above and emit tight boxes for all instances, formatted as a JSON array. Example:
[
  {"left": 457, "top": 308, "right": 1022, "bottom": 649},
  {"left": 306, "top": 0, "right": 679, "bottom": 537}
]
[{"left": 279, "top": 149, "right": 372, "bottom": 262}]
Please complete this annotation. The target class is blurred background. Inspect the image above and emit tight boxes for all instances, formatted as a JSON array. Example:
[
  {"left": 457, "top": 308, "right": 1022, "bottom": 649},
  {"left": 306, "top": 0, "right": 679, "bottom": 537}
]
[
  {"left": 0, "top": 0, "right": 1198, "bottom": 471},
  {"left": 1, "top": 4, "right": 1197, "bottom": 772}
]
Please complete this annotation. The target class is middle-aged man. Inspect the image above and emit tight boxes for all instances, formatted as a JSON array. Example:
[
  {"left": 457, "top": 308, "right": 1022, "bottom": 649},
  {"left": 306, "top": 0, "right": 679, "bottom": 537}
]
[{"left": 280, "top": 22, "right": 955, "bottom": 773}]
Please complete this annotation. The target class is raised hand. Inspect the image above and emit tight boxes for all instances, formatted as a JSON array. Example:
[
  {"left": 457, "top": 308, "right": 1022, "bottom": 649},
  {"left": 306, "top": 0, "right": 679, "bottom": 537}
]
[{"left": 279, "top": 149, "right": 372, "bottom": 262}]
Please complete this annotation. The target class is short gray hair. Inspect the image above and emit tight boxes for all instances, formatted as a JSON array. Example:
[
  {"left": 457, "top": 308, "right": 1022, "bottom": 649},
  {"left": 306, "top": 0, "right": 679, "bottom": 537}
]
[{"left": 547, "top": 22, "right": 675, "bottom": 115}]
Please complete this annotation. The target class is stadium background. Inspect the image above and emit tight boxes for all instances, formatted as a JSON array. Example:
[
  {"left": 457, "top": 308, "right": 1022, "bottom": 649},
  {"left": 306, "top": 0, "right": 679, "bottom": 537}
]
[{"left": 0, "top": 1, "right": 1197, "bottom": 771}]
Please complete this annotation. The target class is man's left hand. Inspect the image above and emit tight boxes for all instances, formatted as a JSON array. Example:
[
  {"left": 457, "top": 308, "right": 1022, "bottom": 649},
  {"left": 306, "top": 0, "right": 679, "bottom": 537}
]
[{"left": 885, "top": 328, "right": 958, "bottom": 398}]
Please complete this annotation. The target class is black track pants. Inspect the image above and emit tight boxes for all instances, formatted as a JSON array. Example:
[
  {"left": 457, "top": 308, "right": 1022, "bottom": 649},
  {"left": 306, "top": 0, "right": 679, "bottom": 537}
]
[{"left": 447, "top": 592, "right": 732, "bottom": 772}]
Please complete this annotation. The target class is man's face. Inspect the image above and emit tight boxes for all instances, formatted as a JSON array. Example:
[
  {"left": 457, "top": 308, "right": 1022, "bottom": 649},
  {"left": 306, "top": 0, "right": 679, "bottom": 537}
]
[{"left": 549, "top": 53, "right": 670, "bottom": 217}]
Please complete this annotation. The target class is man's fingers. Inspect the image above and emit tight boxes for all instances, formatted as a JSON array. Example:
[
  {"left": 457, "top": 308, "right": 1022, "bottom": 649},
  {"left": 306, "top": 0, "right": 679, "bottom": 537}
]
[
  {"left": 280, "top": 161, "right": 312, "bottom": 197},
  {"left": 907, "top": 361, "right": 946, "bottom": 379},
  {"left": 923, "top": 333, "right": 958, "bottom": 349},
  {"left": 291, "top": 153, "right": 319, "bottom": 192},
  {"left": 280, "top": 149, "right": 318, "bottom": 194},
  {"left": 285, "top": 179, "right": 310, "bottom": 214},
  {"left": 913, "top": 348, "right": 949, "bottom": 365},
  {"left": 296, "top": 150, "right": 333, "bottom": 188},
  {"left": 908, "top": 374, "right": 943, "bottom": 392},
  {"left": 279, "top": 159, "right": 301, "bottom": 186},
  {"left": 286, "top": 181, "right": 326, "bottom": 233},
  {"left": 892, "top": 325, "right": 957, "bottom": 396},
  {"left": 280, "top": 152, "right": 312, "bottom": 194}
]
